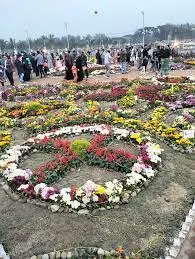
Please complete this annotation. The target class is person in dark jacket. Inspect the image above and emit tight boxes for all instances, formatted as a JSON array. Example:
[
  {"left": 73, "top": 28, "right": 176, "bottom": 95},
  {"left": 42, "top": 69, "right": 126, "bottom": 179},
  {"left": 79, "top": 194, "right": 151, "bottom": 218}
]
[
  {"left": 81, "top": 51, "right": 88, "bottom": 80},
  {"left": 125, "top": 47, "right": 130, "bottom": 64},
  {"left": 96, "top": 49, "right": 102, "bottom": 65},
  {"left": 5, "top": 55, "right": 14, "bottom": 86},
  {"left": 156, "top": 46, "right": 163, "bottom": 71},
  {"left": 64, "top": 51, "right": 74, "bottom": 80},
  {"left": 161, "top": 46, "right": 171, "bottom": 76},
  {"left": 15, "top": 54, "right": 24, "bottom": 83},
  {"left": 31, "top": 53, "right": 39, "bottom": 77},
  {"left": 142, "top": 47, "right": 149, "bottom": 72},
  {"left": 23, "top": 54, "right": 32, "bottom": 81},
  {"left": 75, "top": 51, "right": 84, "bottom": 82},
  {"left": 120, "top": 49, "right": 127, "bottom": 74}
]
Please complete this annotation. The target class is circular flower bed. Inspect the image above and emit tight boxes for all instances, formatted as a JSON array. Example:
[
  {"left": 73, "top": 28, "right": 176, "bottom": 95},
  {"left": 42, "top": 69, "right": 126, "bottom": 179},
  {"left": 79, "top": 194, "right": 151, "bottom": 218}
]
[{"left": 0, "top": 125, "right": 163, "bottom": 213}]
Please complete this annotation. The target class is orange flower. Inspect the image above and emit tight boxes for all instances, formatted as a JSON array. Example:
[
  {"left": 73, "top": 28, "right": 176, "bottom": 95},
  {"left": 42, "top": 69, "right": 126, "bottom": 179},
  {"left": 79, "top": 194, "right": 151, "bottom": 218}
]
[{"left": 117, "top": 246, "right": 124, "bottom": 255}]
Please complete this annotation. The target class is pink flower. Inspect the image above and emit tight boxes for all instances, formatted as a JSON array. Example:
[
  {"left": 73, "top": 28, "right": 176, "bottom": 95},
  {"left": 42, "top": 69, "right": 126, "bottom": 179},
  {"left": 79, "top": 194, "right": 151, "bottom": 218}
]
[
  {"left": 132, "top": 162, "right": 145, "bottom": 173},
  {"left": 83, "top": 180, "right": 97, "bottom": 197}
]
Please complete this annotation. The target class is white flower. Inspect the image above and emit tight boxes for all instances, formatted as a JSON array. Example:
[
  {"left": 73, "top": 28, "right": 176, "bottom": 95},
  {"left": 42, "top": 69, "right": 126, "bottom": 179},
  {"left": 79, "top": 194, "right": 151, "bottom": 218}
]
[
  {"left": 49, "top": 193, "right": 59, "bottom": 201},
  {"left": 18, "top": 184, "right": 29, "bottom": 191},
  {"left": 144, "top": 167, "right": 155, "bottom": 178},
  {"left": 126, "top": 177, "right": 136, "bottom": 186},
  {"left": 113, "top": 179, "right": 118, "bottom": 184},
  {"left": 7, "top": 163, "right": 17, "bottom": 170},
  {"left": 131, "top": 172, "right": 145, "bottom": 183},
  {"left": 145, "top": 142, "right": 163, "bottom": 164},
  {"left": 92, "top": 195, "right": 99, "bottom": 202},
  {"left": 71, "top": 200, "right": 81, "bottom": 209},
  {"left": 76, "top": 188, "right": 84, "bottom": 197},
  {"left": 112, "top": 196, "right": 120, "bottom": 203},
  {"left": 60, "top": 188, "right": 71, "bottom": 195},
  {"left": 34, "top": 183, "right": 47, "bottom": 195},
  {"left": 4, "top": 168, "right": 30, "bottom": 182},
  {"left": 82, "top": 196, "right": 90, "bottom": 204},
  {"left": 108, "top": 195, "right": 120, "bottom": 203},
  {"left": 61, "top": 192, "right": 71, "bottom": 205},
  {"left": 105, "top": 181, "right": 114, "bottom": 195}
]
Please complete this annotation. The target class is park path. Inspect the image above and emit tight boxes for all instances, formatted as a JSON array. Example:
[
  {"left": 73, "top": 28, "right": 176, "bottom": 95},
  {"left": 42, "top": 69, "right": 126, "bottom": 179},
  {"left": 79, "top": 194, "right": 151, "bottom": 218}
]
[{"left": 11, "top": 67, "right": 195, "bottom": 86}]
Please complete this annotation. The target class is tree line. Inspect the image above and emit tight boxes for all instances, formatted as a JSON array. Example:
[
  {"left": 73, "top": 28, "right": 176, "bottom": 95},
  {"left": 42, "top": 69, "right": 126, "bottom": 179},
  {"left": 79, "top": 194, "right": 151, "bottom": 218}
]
[{"left": 1, "top": 23, "right": 195, "bottom": 53}]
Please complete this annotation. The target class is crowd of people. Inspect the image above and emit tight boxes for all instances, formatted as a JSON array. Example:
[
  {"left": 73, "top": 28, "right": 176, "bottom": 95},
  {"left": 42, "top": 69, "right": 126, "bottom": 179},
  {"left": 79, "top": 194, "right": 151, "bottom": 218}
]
[
  {"left": 0, "top": 44, "right": 172, "bottom": 94},
  {"left": 0, "top": 49, "right": 90, "bottom": 89},
  {"left": 95, "top": 45, "right": 172, "bottom": 76}
]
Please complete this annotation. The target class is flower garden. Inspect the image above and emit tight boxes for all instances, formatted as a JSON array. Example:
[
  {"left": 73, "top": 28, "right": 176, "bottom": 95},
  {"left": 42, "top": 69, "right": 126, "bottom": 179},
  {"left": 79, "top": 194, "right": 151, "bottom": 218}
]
[{"left": 0, "top": 76, "right": 194, "bottom": 258}]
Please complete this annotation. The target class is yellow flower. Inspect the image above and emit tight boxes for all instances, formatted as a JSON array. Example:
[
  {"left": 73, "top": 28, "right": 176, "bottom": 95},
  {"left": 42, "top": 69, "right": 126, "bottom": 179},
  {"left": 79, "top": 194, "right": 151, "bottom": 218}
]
[{"left": 96, "top": 185, "right": 106, "bottom": 195}]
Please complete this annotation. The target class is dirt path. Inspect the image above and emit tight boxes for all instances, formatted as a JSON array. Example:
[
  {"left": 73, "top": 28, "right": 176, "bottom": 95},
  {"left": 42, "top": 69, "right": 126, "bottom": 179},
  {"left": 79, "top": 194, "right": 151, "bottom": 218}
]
[{"left": 10, "top": 68, "right": 195, "bottom": 86}]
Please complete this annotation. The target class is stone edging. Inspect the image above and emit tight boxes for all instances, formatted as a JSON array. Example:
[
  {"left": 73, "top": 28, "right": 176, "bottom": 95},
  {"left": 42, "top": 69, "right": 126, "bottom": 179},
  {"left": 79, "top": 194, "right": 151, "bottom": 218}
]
[
  {"left": 25, "top": 247, "right": 119, "bottom": 259},
  {"left": 165, "top": 200, "right": 195, "bottom": 259}
]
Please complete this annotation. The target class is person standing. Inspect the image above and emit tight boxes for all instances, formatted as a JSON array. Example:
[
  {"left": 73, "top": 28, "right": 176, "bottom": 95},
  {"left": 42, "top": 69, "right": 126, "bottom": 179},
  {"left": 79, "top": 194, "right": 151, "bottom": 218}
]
[
  {"left": 23, "top": 54, "right": 32, "bottom": 81},
  {"left": 30, "top": 53, "right": 39, "bottom": 77},
  {"left": 156, "top": 46, "right": 162, "bottom": 71},
  {"left": 114, "top": 49, "right": 119, "bottom": 64},
  {"left": 101, "top": 49, "right": 105, "bottom": 65},
  {"left": 75, "top": 51, "right": 84, "bottom": 82},
  {"left": 81, "top": 51, "right": 88, "bottom": 80},
  {"left": 126, "top": 47, "right": 130, "bottom": 64},
  {"left": 64, "top": 51, "right": 74, "bottom": 80},
  {"left": 136, "top": 47, "right": 143, "bottom": 70},
  {"left": 142, "top": 46, "right": 149, "bottom": 73},
  {"left": 0, "top": 61, "right": 7, "bottom": 101},
  {"left": 104, "top": 50, "right": 112, "bottom": 77},
  {"left": 161, "top": 46, "right": 171, "bottom": 76},
  {"left": 35, "top": 51, "right": 44, "bottom": 78},
  {"left": 120, "top": 49, "right": 127, "bottom": 74},
  {"left": 15, "top": 54, "right": 24, "bottom": 83},
  {"left": 47, "top": 52, "right": 53, "bottom": 70},
  {"left": 70, "top": 49, "right": 77, "bottom": 63},
  {"left": 43, "top": 53, "right": 49, "bottom": 77},
  {"left": 96, "top": 49, "right": 102, "bottom": 65},
  {"left": 4, "top": 55, "right": 14, "bottom": 86}
]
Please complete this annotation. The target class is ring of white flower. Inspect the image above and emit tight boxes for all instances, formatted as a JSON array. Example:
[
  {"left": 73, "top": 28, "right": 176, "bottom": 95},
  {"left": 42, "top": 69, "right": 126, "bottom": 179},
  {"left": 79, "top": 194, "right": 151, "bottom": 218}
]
[{"left": 0, "top": 125, "right": 163, "bottom": 211}]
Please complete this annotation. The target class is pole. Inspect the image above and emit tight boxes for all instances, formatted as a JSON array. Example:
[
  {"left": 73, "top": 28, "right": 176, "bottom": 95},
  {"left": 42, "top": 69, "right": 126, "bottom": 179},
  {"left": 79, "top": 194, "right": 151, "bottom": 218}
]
[
  {"left": 25, "top": 30, "right": 31, "bottom": 53},
  {"left": 142, "top": 11, "right": 145, "bottom": 47},
  {"left": 64, "top": 22, "right": 70, "bottom": 49}
]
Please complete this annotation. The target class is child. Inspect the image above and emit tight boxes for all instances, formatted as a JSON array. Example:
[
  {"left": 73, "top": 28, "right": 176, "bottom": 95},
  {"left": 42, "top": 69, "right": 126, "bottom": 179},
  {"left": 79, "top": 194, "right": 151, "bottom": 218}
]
[{"left": 72, "top": 63, "right": 78, "bottom": 82}]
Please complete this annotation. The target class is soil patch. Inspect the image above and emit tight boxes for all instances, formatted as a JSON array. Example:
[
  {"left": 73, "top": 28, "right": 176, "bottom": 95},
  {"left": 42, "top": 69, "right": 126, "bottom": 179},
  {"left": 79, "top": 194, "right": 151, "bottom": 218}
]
[
  {"left": 109, "top": 139, "right": 139, "bottom": 156},
  {"left": 54, "top": 164, "right": 124, "bottom": 189},
  {"left": 20, "top": 152, "right": 55, "bottom": 170}
]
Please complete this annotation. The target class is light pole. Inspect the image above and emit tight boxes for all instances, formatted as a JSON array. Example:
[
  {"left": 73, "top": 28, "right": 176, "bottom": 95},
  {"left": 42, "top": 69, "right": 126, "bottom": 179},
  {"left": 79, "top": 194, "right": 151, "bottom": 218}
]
[
  {"left": 64, "top": 22, "right": 70, "bottom": 49},
  {"left": 141, "top": 11, "right": 145, "bottom": 47},
  {"left": 25, "top": 30, "right": 31, "bottom": 53}
]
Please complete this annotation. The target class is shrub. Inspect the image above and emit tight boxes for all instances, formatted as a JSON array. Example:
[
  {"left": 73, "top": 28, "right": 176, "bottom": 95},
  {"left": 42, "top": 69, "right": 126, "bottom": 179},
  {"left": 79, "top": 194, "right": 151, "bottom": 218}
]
[{"left": 71, "top": 138, "right": 91, "bottom": 159}]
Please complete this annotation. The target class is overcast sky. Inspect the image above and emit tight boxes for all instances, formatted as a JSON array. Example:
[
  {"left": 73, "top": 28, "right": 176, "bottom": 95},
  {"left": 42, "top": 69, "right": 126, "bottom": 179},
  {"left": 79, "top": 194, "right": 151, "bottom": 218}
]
[{"left": 0, "top": 0, "right": 194, "bottom": 40}]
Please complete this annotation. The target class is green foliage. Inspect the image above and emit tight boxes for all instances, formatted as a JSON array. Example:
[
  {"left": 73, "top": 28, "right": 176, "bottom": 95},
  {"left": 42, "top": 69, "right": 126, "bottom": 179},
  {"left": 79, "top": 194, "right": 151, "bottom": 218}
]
[
  {"left": 71, "top": 138, "right": 91, "bottom": 159},
  {"left": 23, "top": 101, "right": 44, "bottom": 112}
]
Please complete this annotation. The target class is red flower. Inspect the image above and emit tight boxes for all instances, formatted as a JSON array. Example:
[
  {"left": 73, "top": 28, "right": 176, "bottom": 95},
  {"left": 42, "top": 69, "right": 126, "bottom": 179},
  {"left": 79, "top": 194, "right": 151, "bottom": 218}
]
[
  {"left": 70, "top": 185, "right": 77, "bottom": 200},
  {"left": 107, "top": 153, "right": 116, "bottom": 162},
  {"left": 48, "top": 161, "right": 55, "bottom": 171},
  {"left": 37, "top": 177, "right": 44, "bottom": 183},
  {"left": 38, "top": 164, "right": 45, "bottom": 173}
]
